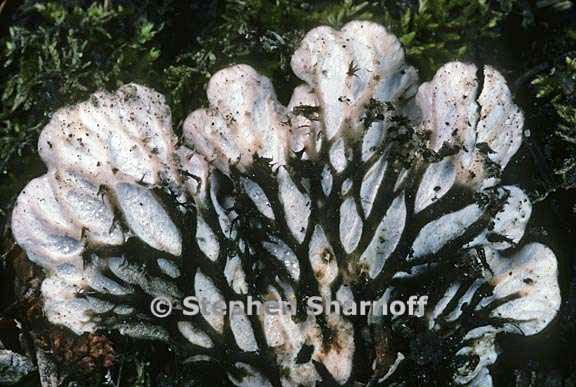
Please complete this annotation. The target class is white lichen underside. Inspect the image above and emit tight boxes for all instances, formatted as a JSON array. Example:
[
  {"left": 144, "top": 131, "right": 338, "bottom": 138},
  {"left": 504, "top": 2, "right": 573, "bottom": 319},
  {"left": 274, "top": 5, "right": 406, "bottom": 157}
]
[{"left": 12, "top": 21, "right": 560, "bottom": 387}]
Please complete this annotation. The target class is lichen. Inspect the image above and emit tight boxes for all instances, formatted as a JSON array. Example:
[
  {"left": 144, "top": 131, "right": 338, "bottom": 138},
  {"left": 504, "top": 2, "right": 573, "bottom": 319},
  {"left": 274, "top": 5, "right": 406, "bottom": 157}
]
[
  {"left": 11, "top": 20, "right": 561, "bottom": 387},
  {"left": 0, "top": 349, "right": 35, "bottom": 385}
]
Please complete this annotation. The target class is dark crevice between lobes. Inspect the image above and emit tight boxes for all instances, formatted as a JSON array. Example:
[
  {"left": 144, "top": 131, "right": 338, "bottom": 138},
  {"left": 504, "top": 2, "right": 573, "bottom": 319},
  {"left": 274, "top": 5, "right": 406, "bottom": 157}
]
[{"left": 79, "top": 167, "right": 290, "bottom": 386}]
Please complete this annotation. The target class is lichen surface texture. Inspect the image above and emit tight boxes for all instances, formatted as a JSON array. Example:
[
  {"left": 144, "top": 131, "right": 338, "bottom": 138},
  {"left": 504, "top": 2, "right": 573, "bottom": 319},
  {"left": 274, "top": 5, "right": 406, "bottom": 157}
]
[{"left": 11, "top": 21, "right": 560, "bottom": 387}]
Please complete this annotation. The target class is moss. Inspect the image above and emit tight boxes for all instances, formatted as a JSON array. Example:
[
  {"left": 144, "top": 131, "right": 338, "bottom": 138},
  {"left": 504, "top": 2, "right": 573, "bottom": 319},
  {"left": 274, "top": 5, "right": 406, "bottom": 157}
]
[{"left": 532, "top": 42, "right": 576, "bottom": 190}]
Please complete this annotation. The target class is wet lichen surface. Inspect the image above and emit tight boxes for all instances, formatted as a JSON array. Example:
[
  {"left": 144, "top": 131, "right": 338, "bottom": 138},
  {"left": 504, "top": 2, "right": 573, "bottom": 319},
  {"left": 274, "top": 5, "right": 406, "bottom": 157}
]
[{"left": 1, "top": 2, "right": 576, "bottom": 387}]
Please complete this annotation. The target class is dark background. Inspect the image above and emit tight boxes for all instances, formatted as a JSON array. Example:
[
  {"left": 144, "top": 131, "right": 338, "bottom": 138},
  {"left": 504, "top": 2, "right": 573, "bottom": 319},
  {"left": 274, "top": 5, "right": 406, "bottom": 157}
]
[{"left": 0, "top": 0, "right": 575, "bottom": 385}]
